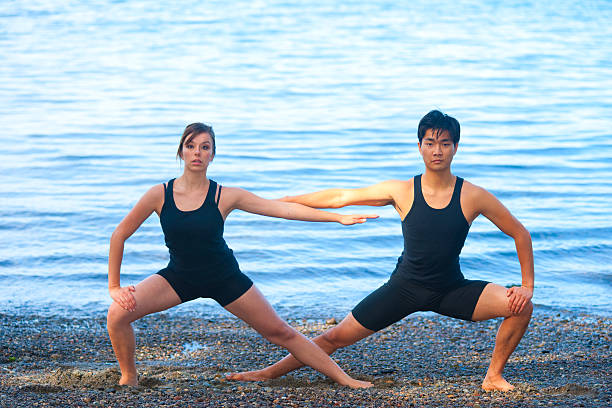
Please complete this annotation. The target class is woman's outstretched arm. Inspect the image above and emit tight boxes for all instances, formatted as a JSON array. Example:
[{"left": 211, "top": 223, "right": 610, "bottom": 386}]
[{"left": 222, "top": 187, "right": 378, "bottom": 225}]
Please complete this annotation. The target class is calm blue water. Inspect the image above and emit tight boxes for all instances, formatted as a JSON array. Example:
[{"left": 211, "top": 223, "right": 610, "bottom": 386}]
[{"left": 1, "top": 1, "right": 611, "bottom": 319}]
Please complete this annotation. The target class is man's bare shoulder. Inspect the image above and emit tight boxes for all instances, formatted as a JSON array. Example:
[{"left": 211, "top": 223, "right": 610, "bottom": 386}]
[
  {"left": 461, "top": 179, "right": 501, "bottom": 214},
  {"left": 381, "top": 179, "right": 414, "bottom": 216},
  {"left": 461, "top": 179, "right": 490, "bottom": 198},
  {"left": 382, "top": 178, "right": 414, "bottom": 190}
]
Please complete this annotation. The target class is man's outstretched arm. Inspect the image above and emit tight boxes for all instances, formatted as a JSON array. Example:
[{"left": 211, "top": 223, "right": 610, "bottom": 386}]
[{"left": 279, "top": 180, "right": 400, "bottom": 209}]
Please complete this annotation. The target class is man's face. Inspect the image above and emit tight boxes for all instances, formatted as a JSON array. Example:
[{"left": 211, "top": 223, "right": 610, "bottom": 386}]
[{"left": 418, "top": 129, "right": 457, "bottom": 170}]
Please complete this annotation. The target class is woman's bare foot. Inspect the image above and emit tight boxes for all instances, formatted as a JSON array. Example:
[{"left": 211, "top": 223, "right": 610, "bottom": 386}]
[
  {"left": 226, "top": 370, "right": 272, "bottom": 382},
  {"left": 227, "top": 371, "right": 373, "bottom": 389},
  {"left": 119, "top": 375, "right": 138, "bottom": 386},
  {"left": 482, "top": 374, "right": 514, "bottom": 391},
  {"left": 344, "top": 379, "right": 373, "bottom": 389}
]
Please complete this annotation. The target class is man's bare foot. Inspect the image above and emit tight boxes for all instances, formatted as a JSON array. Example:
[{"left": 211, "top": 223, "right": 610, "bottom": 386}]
[
  {"left": 119, "top": 376, "right": 138, "bottom": 386},
  {"left": 482, "top": 375, "right": 514, "bottom": 391},
  {"left": 344, "top": 379, "right": 373, "bottom": 389},
  {"left": 226, "top": 370, "right": 272, "bottom": 382}
]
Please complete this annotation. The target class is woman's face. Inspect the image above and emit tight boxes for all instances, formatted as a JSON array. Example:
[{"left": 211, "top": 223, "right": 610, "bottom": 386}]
[{"left": 181, "top": 132, "right": 214, "bottom": 171}]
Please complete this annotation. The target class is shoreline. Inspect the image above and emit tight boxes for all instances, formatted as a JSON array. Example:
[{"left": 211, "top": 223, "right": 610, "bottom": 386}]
[{"left": 1, "top": 309, "right": 610, "bottom": 407}]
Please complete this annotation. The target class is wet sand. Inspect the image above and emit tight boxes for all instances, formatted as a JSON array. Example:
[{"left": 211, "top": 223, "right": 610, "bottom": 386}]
[{"left": 1, "top": 309, "right": 610, "bottom": 407}]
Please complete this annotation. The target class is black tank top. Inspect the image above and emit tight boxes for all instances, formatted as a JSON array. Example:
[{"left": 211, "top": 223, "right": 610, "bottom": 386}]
[
  {"left": 160, "top": 179, "right": 238, "bottom": 277},
  {"left": 392, "top": 174, "right": 470, "bottom": 289}
]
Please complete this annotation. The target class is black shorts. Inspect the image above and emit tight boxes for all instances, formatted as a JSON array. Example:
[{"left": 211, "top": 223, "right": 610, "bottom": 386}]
[
  {"left": 352, "top": 277, "right": 489, "bottom": 331},
  {"left": 157, "top": 267, "right": 253, "bottom": 307}
]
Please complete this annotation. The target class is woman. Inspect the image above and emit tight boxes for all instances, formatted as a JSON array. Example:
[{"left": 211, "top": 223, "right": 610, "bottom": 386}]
[{"left": 107, "top": 123, "right": 376, "bottom": 388}]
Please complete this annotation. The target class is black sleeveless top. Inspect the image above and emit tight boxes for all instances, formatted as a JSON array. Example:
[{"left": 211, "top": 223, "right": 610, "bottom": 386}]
[
  {"left": 160, "top": 179, "right": 239, "bottom": 279},
  {"left": 392, "top": 174, "right": 470, "bottom": 289}
]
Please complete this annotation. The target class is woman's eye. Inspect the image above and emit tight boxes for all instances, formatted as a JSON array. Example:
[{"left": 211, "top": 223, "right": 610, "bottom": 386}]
[{"left": 203, "top": 145, "right": 209, "bottom": 150}]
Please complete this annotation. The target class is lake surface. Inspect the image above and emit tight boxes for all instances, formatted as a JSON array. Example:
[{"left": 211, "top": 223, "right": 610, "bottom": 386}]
[{"left": 1, "top": 0, "right": 611, "bottom": 319}]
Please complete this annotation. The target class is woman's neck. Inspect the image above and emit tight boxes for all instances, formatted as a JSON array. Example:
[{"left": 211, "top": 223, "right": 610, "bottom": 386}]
[{"left": 177, "top": 169, "right": 208, "bottom": 190}]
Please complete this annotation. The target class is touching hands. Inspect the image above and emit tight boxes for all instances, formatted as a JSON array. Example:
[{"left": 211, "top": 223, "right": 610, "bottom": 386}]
[
  {"left": 337, "top": 214, "right": 379, "bottom": 225},
  {"left": 506, "top": 286, "right": 533, "bottom": 315},
  {"left": 110, "top": 285, "right": 137, "bottom": 312}
]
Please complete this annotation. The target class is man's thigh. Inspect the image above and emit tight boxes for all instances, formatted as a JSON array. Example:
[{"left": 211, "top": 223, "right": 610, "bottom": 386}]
[
  {"left": 352, "top": 280, "right": 424, "bottom": 331},
  {"left": 470, "top": 283, "right": 512, "bottom": 321},
  {"left": 434, "top": 280, "right": 494, "bottom": 321}
]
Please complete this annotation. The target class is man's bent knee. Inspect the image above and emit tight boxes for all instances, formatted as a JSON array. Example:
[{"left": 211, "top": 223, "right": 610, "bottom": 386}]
[
  {"left": 321, "top": 329, "right": 355, "bottom": 349},
  {"left": 504, "top": 299, "right": 533, "bottom": 320}
]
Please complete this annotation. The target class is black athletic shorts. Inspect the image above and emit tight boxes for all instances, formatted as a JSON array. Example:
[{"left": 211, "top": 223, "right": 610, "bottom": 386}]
[
  {"left": 352, "top": 277, "right": 489, "bottom": 331},
  {"left": 157, "top": 267, "right": 253, "bottom": 307}
]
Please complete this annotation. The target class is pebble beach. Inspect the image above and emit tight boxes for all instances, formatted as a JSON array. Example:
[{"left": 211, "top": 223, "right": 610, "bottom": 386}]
[{"left": 1, "top": 309, "right": 610, "bottom": 407}]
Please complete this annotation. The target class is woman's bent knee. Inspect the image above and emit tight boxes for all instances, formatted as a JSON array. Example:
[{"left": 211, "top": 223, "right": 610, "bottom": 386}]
[
  {"left": 265, "top": 324, "right": 298, "bottom": 346},
  {"left": 107, "top": 302, "right": 134, "bottom": 328},
  {"left": 521, "top": 300, "right": 534, "bottom": 317}
]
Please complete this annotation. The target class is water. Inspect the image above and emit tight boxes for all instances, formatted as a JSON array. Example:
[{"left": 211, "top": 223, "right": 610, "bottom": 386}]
[{"left": 1, "top": 0, "right": 610, "bottom": 319}]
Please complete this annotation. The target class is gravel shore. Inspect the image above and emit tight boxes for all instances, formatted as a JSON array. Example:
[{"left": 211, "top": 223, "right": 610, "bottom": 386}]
[{"left": 1, "top": 308, "right": 610, "bottom": 407}]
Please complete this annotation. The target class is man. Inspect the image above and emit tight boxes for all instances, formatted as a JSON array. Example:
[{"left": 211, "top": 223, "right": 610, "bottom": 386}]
[{"left": 228, "top": 110, "right": 534, "bottom": 391}]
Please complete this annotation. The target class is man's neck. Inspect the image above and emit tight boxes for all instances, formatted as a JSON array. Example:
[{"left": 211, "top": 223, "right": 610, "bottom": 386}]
[{"left": 421, "top": 169, "right": 455, "bottom": 190}]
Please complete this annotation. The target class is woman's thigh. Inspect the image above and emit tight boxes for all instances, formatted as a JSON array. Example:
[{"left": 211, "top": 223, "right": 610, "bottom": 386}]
[
  {"left": 109, "top": 274, "right": 182, "bottom": 324},
  {"left": 223, "top": 285, "right": 290, "bottom": 337}
]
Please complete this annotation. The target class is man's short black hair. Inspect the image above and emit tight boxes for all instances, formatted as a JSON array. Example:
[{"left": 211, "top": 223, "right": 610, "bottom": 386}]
[{"left": 418, "top": 110, "right": 460, "bottom": 145}]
